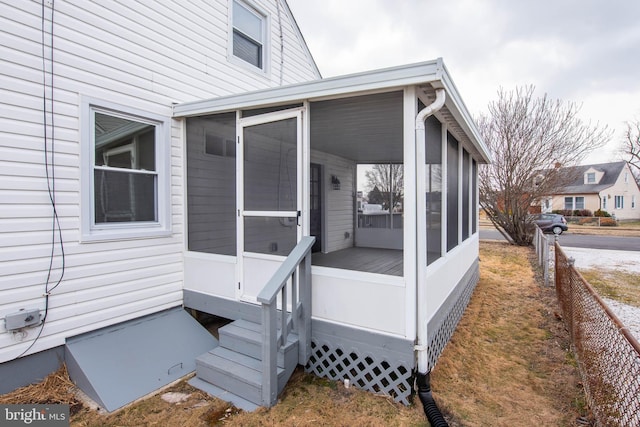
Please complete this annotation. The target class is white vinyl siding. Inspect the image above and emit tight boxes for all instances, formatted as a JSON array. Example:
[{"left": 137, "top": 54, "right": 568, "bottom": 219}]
[{"left": 0, "top": 0, "right": 318, "bottom": 361}]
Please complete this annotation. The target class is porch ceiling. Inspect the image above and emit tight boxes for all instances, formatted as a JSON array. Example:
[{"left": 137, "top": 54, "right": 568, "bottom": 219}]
[{"left": 309, "top": 91, "right": 404, "bottom": 163}]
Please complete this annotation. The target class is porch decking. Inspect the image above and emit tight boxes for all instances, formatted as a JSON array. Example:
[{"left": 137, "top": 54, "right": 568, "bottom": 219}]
[{"left": 311, "top": 247, "right": 403, "bottom": 276}]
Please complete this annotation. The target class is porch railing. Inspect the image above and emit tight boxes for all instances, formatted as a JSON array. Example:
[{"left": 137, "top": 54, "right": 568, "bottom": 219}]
[
  {"left": 256, "top": 235, "right": 315, "bottom": 407},
  {"left": 357, "top": 212, "right": 403, "bottom": 229}
]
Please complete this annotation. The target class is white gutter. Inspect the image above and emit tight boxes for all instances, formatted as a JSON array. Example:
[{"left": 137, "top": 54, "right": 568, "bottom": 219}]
[{"left": 414, "top": 88, "right": 445, "bottom": 374}]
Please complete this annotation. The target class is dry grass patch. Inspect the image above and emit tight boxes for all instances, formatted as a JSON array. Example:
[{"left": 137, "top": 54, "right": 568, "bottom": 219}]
[
  {"left": 0, "top": 241, "right": 586, "bottom": 426},
  {"left": 0, "top": 365, "right": 82, "bottom": 414},
  {"left": 568, "top": 222, "right": 640, "bottom": 237},
  {"left": 431, "top": 242, "right": 586, "bottom": 426},
  {"left": 579, "top": 268, "right": 640, "bottom": 307}
]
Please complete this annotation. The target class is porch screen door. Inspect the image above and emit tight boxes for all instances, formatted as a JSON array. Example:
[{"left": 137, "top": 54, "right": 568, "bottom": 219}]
[{"left": 238, "top": 109, "right": 303, "bottom": 302}]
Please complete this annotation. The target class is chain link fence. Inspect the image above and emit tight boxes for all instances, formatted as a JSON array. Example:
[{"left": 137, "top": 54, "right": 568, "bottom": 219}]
[{"left": 555, "top": 243, "right": 640, "bottom": 426}]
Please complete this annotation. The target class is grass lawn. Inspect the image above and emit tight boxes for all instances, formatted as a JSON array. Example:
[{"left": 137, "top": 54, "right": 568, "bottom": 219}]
[
  {"left": 577, "top": 268, "right": 640, "bottom": 308},
  {"left": 0, "top": 242, "right": 587, "bottom": 426}
]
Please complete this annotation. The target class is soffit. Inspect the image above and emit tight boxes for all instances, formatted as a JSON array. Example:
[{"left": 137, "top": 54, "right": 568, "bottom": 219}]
[{"left": 174, "top": 59, "right": 491, "bottom": 164}]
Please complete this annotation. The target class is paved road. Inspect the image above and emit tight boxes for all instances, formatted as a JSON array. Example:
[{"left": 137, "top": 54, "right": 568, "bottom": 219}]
[{"left": 479, "top": 229, "right": 640, "bottom": 252}]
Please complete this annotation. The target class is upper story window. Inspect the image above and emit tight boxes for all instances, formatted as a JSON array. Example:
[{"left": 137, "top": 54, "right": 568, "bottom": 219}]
[
  {"left": 586, "top": 172, "right": 595, "bottom": 183},
  {"left": 81, "top": 97, "right": 171, "bottom": 241},
  {"left": 232, "top": 0, "right": 266, "bottom": 71}
]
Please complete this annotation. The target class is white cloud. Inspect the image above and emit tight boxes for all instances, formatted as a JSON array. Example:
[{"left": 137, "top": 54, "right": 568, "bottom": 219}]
[{"left": 286, "top": 0, "right": 640, "bottom": 164}]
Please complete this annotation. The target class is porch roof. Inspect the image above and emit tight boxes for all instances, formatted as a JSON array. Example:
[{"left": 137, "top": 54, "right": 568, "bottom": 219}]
[{"left": 173, "top": 58, "right": 491, "bottom": 163}]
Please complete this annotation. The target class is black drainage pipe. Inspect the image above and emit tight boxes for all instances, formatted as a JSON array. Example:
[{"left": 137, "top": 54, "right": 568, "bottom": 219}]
[{"left": 416, "top": 371, "right": 449, "bottom": 427}]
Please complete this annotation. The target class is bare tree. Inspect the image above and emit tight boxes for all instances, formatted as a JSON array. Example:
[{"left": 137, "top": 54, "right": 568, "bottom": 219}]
[
  {"left": 364, "top": 164, "right": 403, "bottom": 211},
  {"left": 478, "top": 86, "right": 611, "bottom": 245},
  {"left": 621, "top": 119, "right": 640, "bottom": 183}
]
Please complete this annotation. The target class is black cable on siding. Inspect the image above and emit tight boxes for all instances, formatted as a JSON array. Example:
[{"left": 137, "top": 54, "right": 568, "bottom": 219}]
[{"left": 13, "top": 0, "right": 65, "bottom": 360}]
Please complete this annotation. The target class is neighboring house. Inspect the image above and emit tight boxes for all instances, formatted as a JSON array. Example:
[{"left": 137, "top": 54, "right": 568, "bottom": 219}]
[
  {"left": 540, "top": 161, "right": 640, "bottom": 220},
  {"left": 0, "top": 0, "right": 491, "bottom": 412}
]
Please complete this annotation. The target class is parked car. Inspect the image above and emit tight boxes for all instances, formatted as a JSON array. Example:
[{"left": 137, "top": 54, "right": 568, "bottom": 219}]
[{"left": 531, "top": 213, "right": 568, "bottom": 235}]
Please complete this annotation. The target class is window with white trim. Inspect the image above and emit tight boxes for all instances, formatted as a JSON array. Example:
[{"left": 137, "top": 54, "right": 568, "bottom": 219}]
[
  {"left": 632, "top": 195, "right": 636, "bottom": 209},
  {"left": 586, "top": 172, "right": 595, "bottom": 183},
  {"left": 602, "top": 196, "right": 607, "bottom": 210},
  {"left": 615, "top": 195, "right": 624, "bottom": 209},
  {"left": 81, "top": 98, "right": 171, "bottom": 241},
  {"left": 231, "top": 0, "right": 266, "bottom": 70},
  {"left": 564, "top": 196, "right": 584, "bottom": 210}
]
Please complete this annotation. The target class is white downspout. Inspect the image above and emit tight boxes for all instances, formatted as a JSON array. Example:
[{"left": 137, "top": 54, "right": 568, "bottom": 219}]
[{"left": 415, "top": 88, "right": 446, "bottom": 374}]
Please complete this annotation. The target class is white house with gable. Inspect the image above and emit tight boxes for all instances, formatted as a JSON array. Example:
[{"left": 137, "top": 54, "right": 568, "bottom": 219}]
[
  {"left": 544, "top": 162, "right": 640, "bottom": 220},
  {"left": 0, "top": 0, "right": 490, "bottom": 412}
]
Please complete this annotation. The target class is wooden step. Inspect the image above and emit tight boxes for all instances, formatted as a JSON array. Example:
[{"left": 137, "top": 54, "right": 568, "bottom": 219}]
[
  {"left": 195, "top": 319, "right": 300, "bottom": 407},
  {"left": 219, "top": 319, "right": 298, "bottom": 368},
  {"left": 196, "top": 346, "right": 284, "bottom": 406}
]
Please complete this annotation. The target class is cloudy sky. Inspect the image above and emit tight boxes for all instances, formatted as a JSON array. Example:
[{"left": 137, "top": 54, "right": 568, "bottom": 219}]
[{"left": 287, "top": 0, "right": 640, "bottom": 164}]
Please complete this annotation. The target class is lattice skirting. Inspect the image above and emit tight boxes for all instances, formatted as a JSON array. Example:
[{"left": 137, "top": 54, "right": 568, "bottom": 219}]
[
  {"left": 427, "top": 260, "right": 480, "bottom": 371},
  {"left": 306, "top": 339, "right": 413, "bottom": 404},
  {"left": 305, "top": 261, "right": 480, "bottom": 405}
]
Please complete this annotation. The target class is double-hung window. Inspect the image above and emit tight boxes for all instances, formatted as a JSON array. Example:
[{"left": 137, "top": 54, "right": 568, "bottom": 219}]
[
  {"left": 231, "top": 0, "right": 266, "bottom": 71},
  {"left": 564, "top": 196, "right": 584, "bottom": 210},
  {"left": 81, "top": 98, "right": 171, "bottom": 241},
  {"left": 615, "top": 195, "right": 624, "bottom": 209},
  {"left": 564, "top": 197, "right": 573, "bottom": 210}
]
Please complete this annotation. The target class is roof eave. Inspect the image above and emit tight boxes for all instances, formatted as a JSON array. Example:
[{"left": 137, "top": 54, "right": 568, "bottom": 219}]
[
  {"left": 173, "top": 60, "right": 442, "bottom": 117},
  {"left": 173, "top": 59, "right": 492, "bottom": 163},
  {"left": 439, "top": 62, "right": 492, "bottom": 163}
]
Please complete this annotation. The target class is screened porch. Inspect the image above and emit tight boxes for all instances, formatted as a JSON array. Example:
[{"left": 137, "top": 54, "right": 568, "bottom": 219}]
[
  {"left": 183, "top": 90, "right": 410, "bottom": 280},
  {"left": 177, "top": 59, "right": 491, "bottom": 339}
]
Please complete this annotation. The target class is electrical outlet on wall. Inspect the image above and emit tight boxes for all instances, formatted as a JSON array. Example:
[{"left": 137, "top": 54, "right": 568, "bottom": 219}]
[{"left": 4, "top": 309, "right": 42, "bottom": 331}]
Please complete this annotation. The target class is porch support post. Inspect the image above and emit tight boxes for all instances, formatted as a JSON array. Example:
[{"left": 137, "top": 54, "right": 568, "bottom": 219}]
[
  {"left": 403, "top": 86, "right": 418, "bottom": 343},
  {"left": 298, "top": 249, "right": 312, "bottom": 363},
  {"left": 414, "top": 88, "right": 446, "bottom": 374}
]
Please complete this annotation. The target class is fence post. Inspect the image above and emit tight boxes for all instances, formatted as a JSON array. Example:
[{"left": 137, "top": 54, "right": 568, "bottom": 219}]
[{"left": 543, "top": 235, "right": 549, "bottom": 286}]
